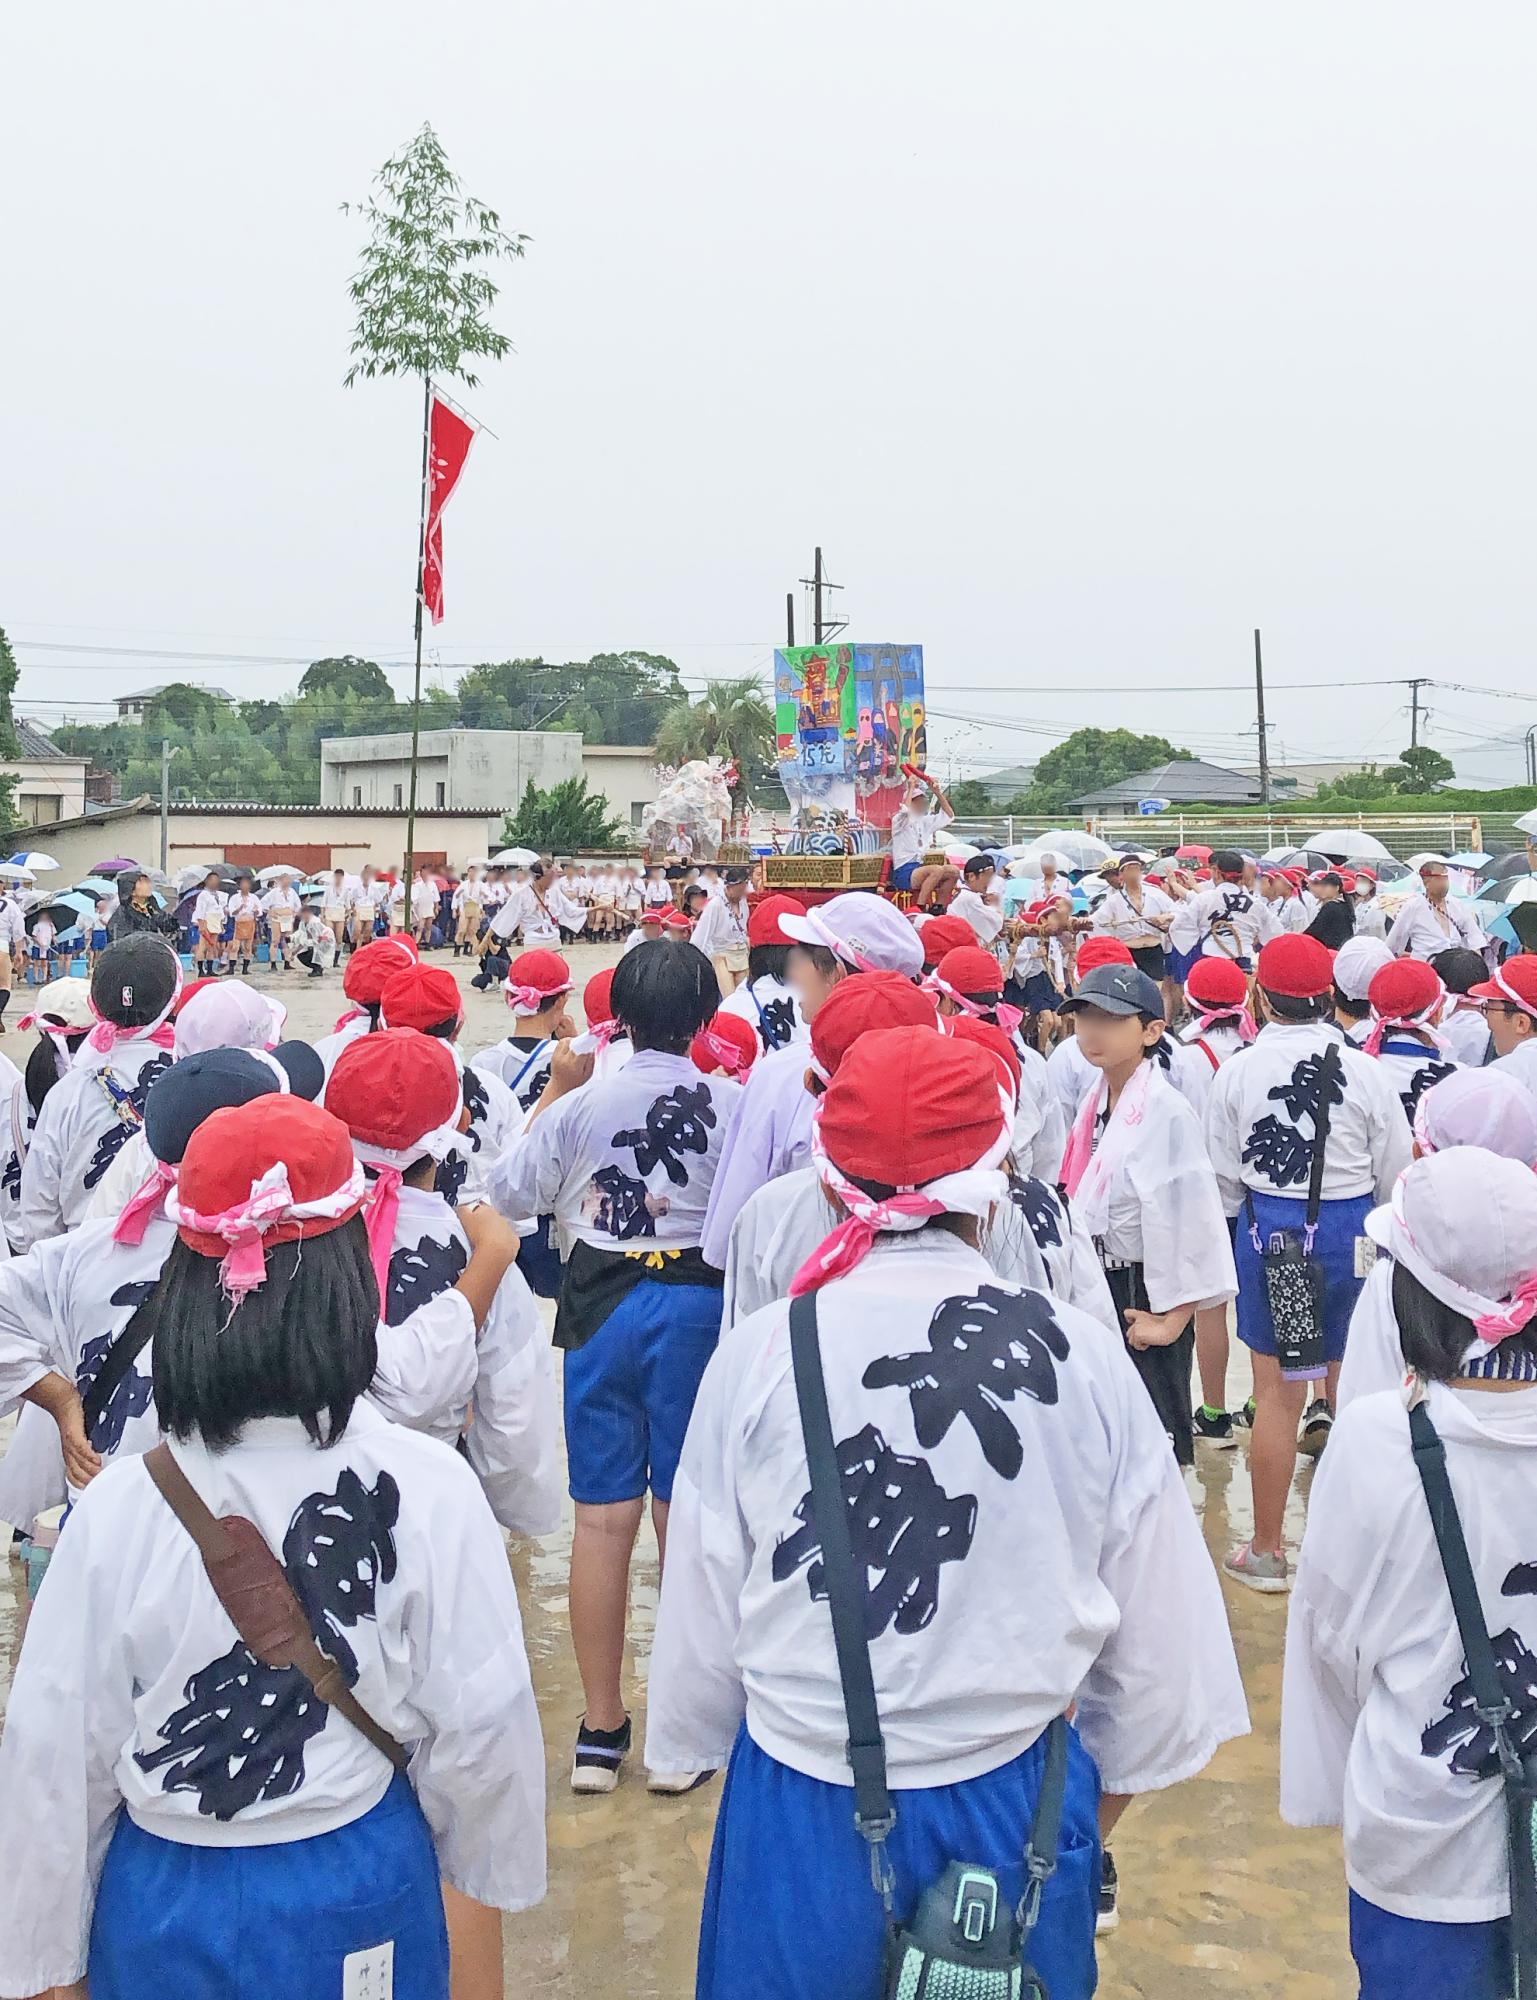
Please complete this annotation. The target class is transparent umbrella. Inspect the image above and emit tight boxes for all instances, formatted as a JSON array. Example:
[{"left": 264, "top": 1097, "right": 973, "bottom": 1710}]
[{"left": 1302, "top": 828, "right": 1396, "bottom": 861}]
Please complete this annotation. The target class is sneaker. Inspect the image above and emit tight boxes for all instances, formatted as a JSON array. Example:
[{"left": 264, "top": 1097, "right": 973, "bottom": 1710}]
[
  {"left": 571, "top": 1715, "right": 632, "bottom": 1794},
  {"left": 1193, "top": 1404, "right": 1235, "bottom": 1446},
  {"left": 1299, "top": 1399, "right": 1333, "bottom": 1458},
  {"left": 1235, "top": 1397, "right": 1256, "bottom": 1428},
  {"left": 1096, "top": 1850, "right": 1120, "bottom": 1935},
  {"left": 1223, "top": 1542, "right": 1290, "bottom": 1594},
  {"left": 646, "top": 1767, "right": 718, "bottom": 1797}
]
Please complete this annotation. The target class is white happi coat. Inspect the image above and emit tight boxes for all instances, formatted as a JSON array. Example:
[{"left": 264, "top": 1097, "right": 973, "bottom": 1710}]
[
  {"left": 1283, "top": 1380, "right": 1537, "bottom": 1924},
  {"left": 690, "top": 893, "right": 750, "bottom": 962},
  {"left": 490, "top": 879, "right": 585, "bottom": 946},
  {"left": 0, "top": 1048, "right": 35, "bottom": 1250},
  {"left": 473, "top": 1032, "right": 558, "bottom": 1116},
  {"left": 1013, "top": 1039, "right": 1068, "bottom": 1183},
  {"left": 490, "top": 1050, "right": 741, "bottom": 1253},
  {"left": 1370, "top": 1033, "right": 1462, "bottom": 1126},
  {"left": 0, "top": 1212, "right": 178, "bottom": 1491},
  {"left": 437, "top": 1057, "right": 520, "bottom": 1208},
  {"left": 716, "top": 974, "right": 810, "bottom": 1056},
  {"left": 1333, "top": 1258, "right": 1403, "bottom": 1414},
  {"left": 645, "top": 1233, "right": 1248, "bottom": 1787},
  {"left": 18, "top": 1033, "right": 176, "bottom": 1250},
  {"left": 699, "top": 1042, "right": 815, "bottom": 1267},
  {"left": 1074, "top": 1067, "right": 1238, "bottom": 1312},
  {"left": 1046, "top": 1026, "right": 1213, "bottom": 1130},
  {"left": 1440, "top": 1005, "right": 1492, "bottom": 1068},
  {"left": 1386, "top": 893, "right": 1486, "bottom": 960},
  {"left": 311, "top": 1010, "right": 374, "bottom": 1080},
  {"left": 1203, "top": 1021, "right": 1411, "bottom": 1214},
  {"left": 721, "top": 1165, "right": 1117, "bottom": 1336},
  {"left": 1188, "top": 880, "right": 1281, "bottom": 962},
  {"left": 0, "top": 1400, "right": 546, "bottom": 1996},
  {"left": 375, "top": 1184, "right": 559, "bottom": 1536}
]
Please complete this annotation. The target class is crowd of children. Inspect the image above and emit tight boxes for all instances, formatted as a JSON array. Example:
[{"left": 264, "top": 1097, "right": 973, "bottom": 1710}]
[{"left": 2, "top": 835, "right": 1537, "bottom": 1998}]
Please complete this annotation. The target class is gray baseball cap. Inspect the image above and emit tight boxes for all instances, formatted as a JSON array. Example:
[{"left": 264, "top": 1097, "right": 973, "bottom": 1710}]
[{"left": 1059, "top": 964, "right": 1165, "bottom": 1020}]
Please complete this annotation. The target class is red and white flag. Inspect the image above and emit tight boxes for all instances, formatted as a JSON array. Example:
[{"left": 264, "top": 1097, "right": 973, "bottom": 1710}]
[{"left": 420, "top": 390, "right": 477, "bottom": 627}]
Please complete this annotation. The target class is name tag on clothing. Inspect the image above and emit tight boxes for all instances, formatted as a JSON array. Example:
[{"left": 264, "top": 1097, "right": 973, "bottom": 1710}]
[
  {"left": 1354, "top": 1235, "right": 1378, "bottom": 1280},
  {"left": 343, "top": 1941, "right": 394, "bottom": 1999}
]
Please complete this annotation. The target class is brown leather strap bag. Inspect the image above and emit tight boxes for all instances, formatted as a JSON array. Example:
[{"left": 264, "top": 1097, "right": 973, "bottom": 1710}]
[{"left": 143, "top": 1442, "right": 410, "bottom": 1771}]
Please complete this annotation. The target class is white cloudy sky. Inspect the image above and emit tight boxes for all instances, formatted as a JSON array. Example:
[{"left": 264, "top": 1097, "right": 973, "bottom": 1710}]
[{"left": 4, "top": 1, "right": 1534, "bottom": 781}]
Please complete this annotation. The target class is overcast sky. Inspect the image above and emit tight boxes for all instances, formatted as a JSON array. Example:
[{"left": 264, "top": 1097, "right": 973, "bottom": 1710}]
[{"left": 5, "top": 1, "right": 1534, "bottom": 782}]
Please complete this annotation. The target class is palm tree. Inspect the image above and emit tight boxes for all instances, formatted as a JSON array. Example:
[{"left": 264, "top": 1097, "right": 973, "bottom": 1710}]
[{"left": 654, "top": 674, "right": 776, "bottom": 804}]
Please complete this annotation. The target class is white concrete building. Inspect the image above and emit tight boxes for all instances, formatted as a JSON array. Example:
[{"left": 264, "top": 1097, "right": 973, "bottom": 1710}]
[
  {"left": 5, "top": 720, "right": 88, "bottom": 825},
  {"left": 319, "top": 729, "right": 661, "bottom": 828}
]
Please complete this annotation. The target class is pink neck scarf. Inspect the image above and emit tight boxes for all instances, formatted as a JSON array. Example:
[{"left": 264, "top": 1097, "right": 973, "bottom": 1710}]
[
  {"left": 113, "top": 1160, "right": 177, "bottom": 1246},
  {"left": 363, "top": 1165, "right": 403, "bottom": 1300},
  {"left": 1364, "top": 978, "right": 1450, "bottom": 1058},
  {"left": 1060, "top": 1058, "right": 1155, "bottom": 1240}
]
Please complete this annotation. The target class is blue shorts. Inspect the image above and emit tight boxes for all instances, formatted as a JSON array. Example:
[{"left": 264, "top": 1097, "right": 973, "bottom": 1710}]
[
  {"left": 90, "top": 1771, "right": 448, "bottom": 2000},
  {"left": 1350, "top": 1890, "right": 1510, "bottom": 1999},
  {"left": 699, "top": 1722, "right": 1101, "bottom": 2000},
  {"left": 91, "top": 927, "right": 109, "bottom": 951},
  {"left": 890, "top": 861, "right": 919, "bottom": 891},
  {"left": 1017, "top": 970, "right": 1062, "bottom": 1015},
  {"left": 1235, "top": 1189, "right": 1374, "bottom": 1371},
  {"left": 562, "top": 1278, "right": 721, "bottom": 1504}
]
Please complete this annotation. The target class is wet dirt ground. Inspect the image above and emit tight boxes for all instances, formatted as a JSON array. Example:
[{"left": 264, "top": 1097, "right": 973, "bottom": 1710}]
[{"left": 0, "top": 941, "right": 1355, "bottom": 1997}]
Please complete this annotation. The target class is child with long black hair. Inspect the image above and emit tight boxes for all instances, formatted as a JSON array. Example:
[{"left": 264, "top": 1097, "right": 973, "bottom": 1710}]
[
  {"left": 1284, "top": 1148, "right": 1537, "bottom": 1999},
  {"left": 0, "top": 1095, "right": 545, "bottom": 2000},
  {"left": 490, "top": 937, "right": 743, "bottom": 1798}
]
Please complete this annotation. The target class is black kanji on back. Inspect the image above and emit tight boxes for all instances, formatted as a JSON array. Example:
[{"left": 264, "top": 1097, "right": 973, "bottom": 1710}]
[
  {"left": 862, "top": 1285, "right": 1071, "bottom": 1480},
  {"left": 613, "top": 1083, "right": 718, "bottom": 1187},
  {"left": 1009, "top": 1174, "right": 1064, "bottom": 1251},
  {"left": 75, "top": 1278, "right": 159, "bottom": 1453},
  {"left": 757, "top": 994, "right": 797, "bottom": 1052},
  {"left": 1243, "top": 1052, "right": 1347, "bottom": 1188},
  {"left": 385, "top": 1232, "right": 469, "bottom": 1326},
  {"left": 771, "top": 1422, "right": 976, "bottom": 1638}
]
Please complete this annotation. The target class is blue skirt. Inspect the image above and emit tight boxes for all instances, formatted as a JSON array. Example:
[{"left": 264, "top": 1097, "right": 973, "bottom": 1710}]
[
  {"left": 89, "top": 1772, "right": 449, "bottom": 1999},
  {"left": 1351, "top": 1890, "right": 1511, "bottom": 1999},
  {"left": 697, "top": 1724, "right": 1101, "bottom": 2000},
  {"left": 1235, "top": 1189, "right": 1373, "bottom": 1376}
]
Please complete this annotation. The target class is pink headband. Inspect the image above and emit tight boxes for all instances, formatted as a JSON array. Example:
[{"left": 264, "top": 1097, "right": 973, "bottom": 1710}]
[
  {"left": 1364, "top": 976, "right": 1449, "bottom": 1058},
  {"left": 1383, "top": 1170, "right": 1537, "bottom": 1357},
  {"left": 113, "top": 1161, "right": 178, "bottom": 1246},
  {"left": 1492, "top": 967, "right": 1537, "bottom": 1018},
  {"left": 922, "top": 972, "right": 1024, "bottom": 1038},
  {"left": 505, "top": 979, "right": 573, "bottom": 1014},
  {"left": 1191, "top": 1000, "right": 1257, "bottom": 1043},
  {"left": 795, "top": 905, "right": 886, "bottom": 974},
  {"left": 787, "top": 1093, "right": 1012, "bottom": 1297},
  {"left": 169, "top": 1159, "right": 367, "bottom": 1302},
  {"left": 693, "top": 1025, "right": 753, "bottom": 1077},
  {"left": 363, "top": 1165, "right": 402, "bottom": 1300},
  {"left": 86, "top": 957, "right": 183, "bottom": 1056}
]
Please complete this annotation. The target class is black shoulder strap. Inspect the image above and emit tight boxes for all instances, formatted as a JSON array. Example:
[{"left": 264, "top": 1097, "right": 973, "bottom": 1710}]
[
  {"left": 788, "top": 1293, "right": 895, "bottom": 1871},
  {"left": 1304, "top": 1042, "right": 1342, "bottom": 1233},
  {"left": 787, "top": 1291, "right": 1069, "bottom": 1928},
  {"left": 79, "top": 1294, "right": 160, "bottom": 1441},
  {"left": 1408, "top": 1399, "right": 1521, "bottom": 1778}
]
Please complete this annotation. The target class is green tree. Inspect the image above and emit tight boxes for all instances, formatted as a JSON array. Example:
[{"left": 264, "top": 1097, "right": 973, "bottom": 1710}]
[
  {"left": 502, "top": 776, "right": 627, "bottom": 853},
  {"left": 1314, "top": 764, "right": 1402, "bottom": 803},
  {"left": 344, "top": 121, "right": 529, "bottom": 882},
  {"left": 299, "top": 655, "right": 393, "bottom": 703},
  {"left": 0, "top": 628, "right": 19, "bottom": 831},
  {"left": 1022, "top": 729, "right": 1192, "bottom": 812},
  {"left": 457, "top": 652, "right": 684, "bottom": 744},
  {"left": 1386, "top": 744, "right": 1456, "bottom": 794},
  {"left": 654, "top": 674, "right": 776, "bottom": 804},
  {"left": 139, "top": 683, "right": 230, "bottom": 733},
  {"left": 948, "top": 779, "right": 995, "bottom": 816}
]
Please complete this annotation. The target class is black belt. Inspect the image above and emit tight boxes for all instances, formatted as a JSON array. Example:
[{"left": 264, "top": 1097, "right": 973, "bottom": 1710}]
[{"left": 555, "top": 1237, "right": 723, "bottom": 1351}]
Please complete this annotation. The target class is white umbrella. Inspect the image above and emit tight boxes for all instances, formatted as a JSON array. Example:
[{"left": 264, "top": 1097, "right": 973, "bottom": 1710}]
[
  {"left": 1032, "top": 828, "right": 1116, "bottom": 870},
  {"left": 1514, "top": 809, "right": 1537, "bottom": 838},
  {"left": 0, "top": 862, "right": 33, "bottom": 882},
  {"left": 943, "top": 841, "right": 981, "bottom": 865},
  {"left": 1302, "top": 828, "right": 1395, "bottom": 862},
  {"left": 7, "top": 849, "right": 59, "bottom": 872},
  {"left": 1405, "top": 851, "right": 1449, "bottom": 874},
  {"left": 493, "top": 846, "right": 540, "bottom": 867},
  {"left": 1501, "top": 878, "right": 1537, "bottom": 907},
  {"left": 255, "top": 862, "right": 301, "bottom": 882}
]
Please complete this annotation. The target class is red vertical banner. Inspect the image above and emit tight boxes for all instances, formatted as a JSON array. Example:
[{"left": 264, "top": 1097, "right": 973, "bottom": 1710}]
[{"left": 421, "top": 392, "right": 476, "bottom": 626}]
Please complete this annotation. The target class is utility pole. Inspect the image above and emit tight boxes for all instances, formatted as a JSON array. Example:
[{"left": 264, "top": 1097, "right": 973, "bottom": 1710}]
[
  {"left": 785, "top": 592, "right": 795, "bottom": 647},
  {"left": 1408, "top": 677, "right": 1429, "bottom": 749},
  {"left": 159, "top": 738, "right": 171, "bottom": 872},
  {"left": 1253, "top": 628, "right": 1271, "bottom": 805},
  {"left": 798, "top": 546, "right": 846, "bottom": 645}
]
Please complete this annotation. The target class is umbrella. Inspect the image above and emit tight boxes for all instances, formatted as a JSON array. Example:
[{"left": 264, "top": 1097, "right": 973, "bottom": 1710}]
[
  {"left": 1405, "top": 852, "right": 1449, "bottom": 874},
  {"left": 1497, "top": 878, "right": 1537, "bottom": 908},
  {"left": 1514, "top": 809, "right": 1537, "bottom": 838},
  {"left": 1444, "top": 851, "right": 1493, "bottom": 870},
  {"left": 1302, "top": 827, "right": 1395, "bottom": 862},
  {"left": 943, "top": 842, "right": 981, "bottom": 865},
  {"left": 1175, "top": 844, "right": 1212, "bottom": 862},
  {"left": 73, "top": 876, "right": 119, "bottom": 901},
  {"left": 255, "top": 862, "right": 304, "bottom": 882},
  {"left": 0, "top": 862, "right": 33, "bottom": 882},
  {"left": 91, "top": 857, "right": 140, "bottom": 875},
  {"left": 8, "top": 849, "right": 59, "bottom": 872},
  {"left": 492, "top": 846, "right": 540, "bottom": 867},
  {"left": 29, "top": 893, "right": 93, "bottom": 935},
  {"left": 1480, "top": 853, "right": 1535, "bottom": 890}
]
